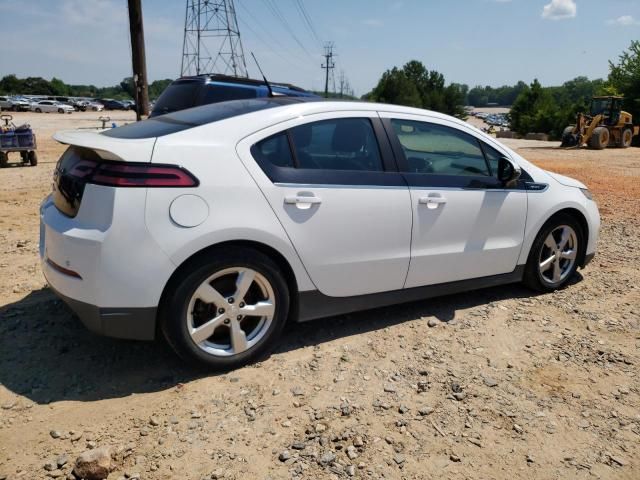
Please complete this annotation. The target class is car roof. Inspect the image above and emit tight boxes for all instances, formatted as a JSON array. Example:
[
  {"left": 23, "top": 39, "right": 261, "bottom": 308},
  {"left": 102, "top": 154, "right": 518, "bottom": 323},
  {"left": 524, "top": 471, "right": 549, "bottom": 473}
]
[{"left": 178, "top": 73, "right": 309, "bottom": 92}]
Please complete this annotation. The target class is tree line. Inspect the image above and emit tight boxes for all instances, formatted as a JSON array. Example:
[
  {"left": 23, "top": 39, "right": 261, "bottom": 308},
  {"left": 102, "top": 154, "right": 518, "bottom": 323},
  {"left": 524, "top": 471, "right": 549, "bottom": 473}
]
[{"left": 0, "top": 75, "right": 172, "bottom": 100}]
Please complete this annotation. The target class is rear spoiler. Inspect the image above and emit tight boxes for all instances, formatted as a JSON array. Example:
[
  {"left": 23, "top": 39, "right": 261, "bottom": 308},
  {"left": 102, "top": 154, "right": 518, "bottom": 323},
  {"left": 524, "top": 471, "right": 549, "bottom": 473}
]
[{"left": 53, "top": 129, "right": 156, "bottom": 162}]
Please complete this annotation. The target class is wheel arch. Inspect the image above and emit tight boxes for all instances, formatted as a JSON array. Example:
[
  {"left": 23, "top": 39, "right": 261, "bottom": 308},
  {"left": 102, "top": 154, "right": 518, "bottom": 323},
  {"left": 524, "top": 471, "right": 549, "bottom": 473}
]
[
  {"left": 157, "top": 239, "right": 301, "bottom": 333},
  {"left": 532, "top": 207, "right": 590, "bottom": 268}
]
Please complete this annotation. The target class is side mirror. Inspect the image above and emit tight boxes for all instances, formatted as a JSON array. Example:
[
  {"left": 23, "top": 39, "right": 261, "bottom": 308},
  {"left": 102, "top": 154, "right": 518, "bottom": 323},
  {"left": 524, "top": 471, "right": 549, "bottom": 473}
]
[{"left": 497, "top": 156, "right": 521, "bottom": 187}]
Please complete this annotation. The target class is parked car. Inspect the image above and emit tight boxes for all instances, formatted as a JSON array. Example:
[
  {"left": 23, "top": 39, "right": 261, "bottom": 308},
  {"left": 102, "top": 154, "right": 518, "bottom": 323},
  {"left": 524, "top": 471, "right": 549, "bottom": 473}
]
[
  {"left": 40, "top": 98, "right": 600, "bottom": 369},
  {"left": 0, "top": 96, "right": 16, "bottom": 111},
  {"left": 30, "top": 100, "right": 74, "bottom": 114},
  {"left": 150, "top": 74, "right": 319, "bottom": 117},
  {"left": 10, "top": 97, "right": 31, "bottom": 111},
  {"left": 98, "top": 99, "right": 128, "bottom": 110}
]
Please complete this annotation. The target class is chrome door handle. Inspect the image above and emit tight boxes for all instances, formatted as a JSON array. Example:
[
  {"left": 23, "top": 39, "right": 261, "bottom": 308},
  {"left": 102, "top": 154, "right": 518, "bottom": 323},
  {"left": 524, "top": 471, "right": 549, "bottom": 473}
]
[
  {"left": 419, "top": 196, "right": 447, "bottom": 205},
  {"left": 284, "top": 195, "right": 322, "bottom": 205}
]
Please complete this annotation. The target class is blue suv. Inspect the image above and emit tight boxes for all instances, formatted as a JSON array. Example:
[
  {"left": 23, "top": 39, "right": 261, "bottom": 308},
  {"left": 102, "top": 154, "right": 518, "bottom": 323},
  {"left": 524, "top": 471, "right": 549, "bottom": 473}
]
[{"left": 150, "top": 74, "right": 319, "bottom": 117}]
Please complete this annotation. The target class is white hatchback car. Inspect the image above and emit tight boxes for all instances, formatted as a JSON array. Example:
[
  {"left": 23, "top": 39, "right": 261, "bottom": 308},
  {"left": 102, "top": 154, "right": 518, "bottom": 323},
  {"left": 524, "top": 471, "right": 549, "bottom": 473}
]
[{"left": 40, "top": 98, "right": 599, "bottom": 368}]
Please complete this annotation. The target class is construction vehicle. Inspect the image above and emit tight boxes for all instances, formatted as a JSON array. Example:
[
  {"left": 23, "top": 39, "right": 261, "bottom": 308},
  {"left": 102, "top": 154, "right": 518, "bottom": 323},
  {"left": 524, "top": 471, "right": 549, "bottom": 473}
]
[{"left": 560, "top": 96, "right": 639, "bottom": 149}]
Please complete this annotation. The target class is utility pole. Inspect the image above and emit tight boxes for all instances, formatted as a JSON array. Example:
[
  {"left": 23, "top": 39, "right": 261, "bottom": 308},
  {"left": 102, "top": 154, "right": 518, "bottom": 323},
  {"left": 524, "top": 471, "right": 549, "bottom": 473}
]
[
  {"left": 322, "top": 42, "right": 335, "bottom": 99},
  {"left": 127, "top": 0, "right": 149, "bottom": 120}
]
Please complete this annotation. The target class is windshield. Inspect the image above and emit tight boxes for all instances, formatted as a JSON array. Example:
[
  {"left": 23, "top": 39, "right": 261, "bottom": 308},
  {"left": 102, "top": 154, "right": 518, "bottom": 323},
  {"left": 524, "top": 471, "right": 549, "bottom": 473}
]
[{"left": 591, "top": 99, "right": 611, "bottom": 116}]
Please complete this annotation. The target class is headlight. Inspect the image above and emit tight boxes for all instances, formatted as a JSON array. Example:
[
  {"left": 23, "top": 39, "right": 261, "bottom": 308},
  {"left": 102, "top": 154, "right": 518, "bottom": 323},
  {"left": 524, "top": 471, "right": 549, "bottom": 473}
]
[{"left": 580, "top": 188, "right": 593, "bottom": 200}]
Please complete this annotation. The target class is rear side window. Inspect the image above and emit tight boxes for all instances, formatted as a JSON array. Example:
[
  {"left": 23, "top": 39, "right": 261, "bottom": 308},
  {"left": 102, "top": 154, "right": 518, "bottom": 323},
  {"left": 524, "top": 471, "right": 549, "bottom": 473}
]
[
  {"left": 390, "top": 119, "right": 489, "bottom": 176},
  {"left": 251, "top": 133, "right": 294, "bottom": 168},
  {"left": 201, "top": 85, "right": 258, "bottom": 105}
]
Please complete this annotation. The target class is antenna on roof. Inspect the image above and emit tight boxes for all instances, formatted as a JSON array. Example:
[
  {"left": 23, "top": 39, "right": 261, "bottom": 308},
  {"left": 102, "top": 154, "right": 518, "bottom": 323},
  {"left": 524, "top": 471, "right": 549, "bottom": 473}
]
[{"left": 250, "top": 52, "right": 274, "bottom": 98}]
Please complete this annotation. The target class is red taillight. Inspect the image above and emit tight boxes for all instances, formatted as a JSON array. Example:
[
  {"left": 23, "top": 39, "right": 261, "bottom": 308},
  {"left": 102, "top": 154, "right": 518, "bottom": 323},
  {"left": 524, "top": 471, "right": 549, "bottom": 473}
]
[{"left": 90, "top": 162, "right": 199, "bottom": 187}]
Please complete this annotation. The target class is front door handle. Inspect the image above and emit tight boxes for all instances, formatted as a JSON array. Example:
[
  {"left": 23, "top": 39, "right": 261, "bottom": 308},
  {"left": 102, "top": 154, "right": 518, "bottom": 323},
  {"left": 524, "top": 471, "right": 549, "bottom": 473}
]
[{"left": 284, "top": 194, "right": 322, "bottom": 208}]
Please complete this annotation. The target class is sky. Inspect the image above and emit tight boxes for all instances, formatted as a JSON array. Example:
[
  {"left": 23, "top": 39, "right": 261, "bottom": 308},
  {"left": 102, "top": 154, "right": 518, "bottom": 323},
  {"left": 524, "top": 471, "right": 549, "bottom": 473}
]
[{"left": 0, "top": 0, "right": 639, "bottom": 96}]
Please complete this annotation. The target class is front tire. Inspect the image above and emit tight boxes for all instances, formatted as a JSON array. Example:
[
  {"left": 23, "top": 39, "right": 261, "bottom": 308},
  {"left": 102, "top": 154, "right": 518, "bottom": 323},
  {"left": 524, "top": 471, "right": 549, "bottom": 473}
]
[
  {"left": 523, "top": 214, "right": 584, "bottom": 292},
  {"left": 589, "top": 127, "right": 609, "bottom": 150},
  {"left": 160, "top": 247, "right": 289, "bottom": 370}
]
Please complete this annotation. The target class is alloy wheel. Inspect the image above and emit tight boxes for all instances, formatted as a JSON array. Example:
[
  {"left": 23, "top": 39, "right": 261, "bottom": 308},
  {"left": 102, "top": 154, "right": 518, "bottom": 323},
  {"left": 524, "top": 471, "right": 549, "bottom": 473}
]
[
  {"left": 186, "top": 267, "right": 276, "bottom": 357},
  {"left": 538, "top": 225, "right": 578, "bottom": 285}
]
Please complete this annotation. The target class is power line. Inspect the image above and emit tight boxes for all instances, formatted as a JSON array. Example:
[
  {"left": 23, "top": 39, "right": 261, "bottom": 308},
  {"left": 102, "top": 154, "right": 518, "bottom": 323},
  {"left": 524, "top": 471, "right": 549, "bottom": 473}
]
[
  {"left": 261, "top": 0, "right": 315, "bottom": 60},
  {"left": 293, "top": 0, "right": 322, "bottom": 48}
]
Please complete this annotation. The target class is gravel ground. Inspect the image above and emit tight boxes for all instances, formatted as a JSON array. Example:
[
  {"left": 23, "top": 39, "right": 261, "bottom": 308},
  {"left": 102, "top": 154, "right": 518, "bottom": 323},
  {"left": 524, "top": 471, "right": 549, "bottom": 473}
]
[{"left": 0, "top": 112, "right": 638, "bottom": 480}]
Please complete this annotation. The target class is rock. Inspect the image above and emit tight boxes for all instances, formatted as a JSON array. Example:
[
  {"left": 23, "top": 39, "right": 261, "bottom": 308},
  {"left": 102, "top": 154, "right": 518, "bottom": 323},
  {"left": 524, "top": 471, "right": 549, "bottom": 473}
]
[
  {"left": 393, "top": 454, "right": 405, "bottom": 465},
  {"left": 418, "top": 406, "right": 434, "bottom": 416},
  {"left": 46, "top": 469, "right": 64, "bottom": 478},
  {"left": 149, "top": 416, "right": 160, "bottom": 426},
  {"left": 513, "top": 424, "right": 523, "bottom": 434},
  {"left": 44, "top": 460, "right": 57, "bottom": 471},
  {"left": 453, "top": 392, "right": 466, "bottom": 401},
  {"left": 353, "top": 436, "right": 364, "bottom": 447},
  {"left": 526, "top": 454, "right": 535, "bottom": 463},
  {"left": 450, "top": 454, "right": 461, "bottom": 462},
  {"left": 278, "top": 450, "right": 290, "bottom": 462},
  {"left": 73, "top": 446, "right": 113, "bottom": 480},
  {"left": 291, "top": 386, "right": 304, "bottom": 397},
  {"left": 383, "top": 383, "right": 397, "bottom": 393},
  {"left": 56, "top": 454, "right": 68, "bottom": 468},
  {"left": 427, "top": 318, "right": 439, "bottom": 328},
  {"left": 70, "top": 431, "right": 83, "bottom": 442},
  {"left": 291, "top": 442, "right": 305, "bottom": 450},
  {"left": 50, "top": 430, "right": 62, "bottom": 439},
  {"left": 398, "top": 405, "right": 409, "bottom": 414},
  {"left": 483, "top": 377, "right": 498, "bottom": 387},
  {"left": 346, "top": 446, "right": 358, "bottom": 460},
  {"left": 318, "top": 451, "right": 336, "bottom": 466},
  {"left": 451, "top": 382, "right": 462, "bottom": 393},
  {"left": 346, "top": 465, "right": 356, "bottom": 476},
  {"left": 169, "top": 416, "right": 179, "bottom": 424},
  {"left": 611, "top": 456, "right": 627, "bottom": 467},
  {"left": 1, "top": 401, "right": 16, "bottom": 410}
]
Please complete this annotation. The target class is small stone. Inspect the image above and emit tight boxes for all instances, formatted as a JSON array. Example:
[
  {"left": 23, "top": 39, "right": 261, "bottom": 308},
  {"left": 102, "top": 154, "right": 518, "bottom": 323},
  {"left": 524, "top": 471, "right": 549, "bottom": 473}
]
[
  {"left": 278, "top": 450, "right": 290, "bottom": 462},
  {"left": 451, "top": 382, "right": 462, "bottom": 393},
  {"left": 73, "top": 446, "right": 113, "bottom": 480},
  {"left": 315, "top": 423, "right": 327, "bottom": 432},
  {"left": 318, "top": 451, "right": 336, "bottom": 466},
  {"left": 149, "top": 416, "right": 160, "bottom": 426},
  {"left": 139, "top": 427, "right": 150, "bottom": 436},
  {"left": 291, "top": 387, "right": 304, "bottom": 397},
  {"left": 70, "top": 431, "right": 83, "bottom": 442},
  {"left": 46, "top": 469, "right": 64, "bottom": 478},
  {"left": 427, "top": 318, "right": 439, "bottom": 328},
  {"left": 56, "top": 454, "right": 68, "bottom": 468},
  {"left": 44, "top": 461, "right": 57, "bottom": 471},
  {"left": 346, "top": 446, "right": 358, "bottom": 460},
  {"left": 353, "top": 436, "right": 364, "bottom": 447},
  {"left": 291, "top": 442, "right": 306, "bottom": 450},
  {"left": 383, "top": 383, "right": 397, "bottom": 393},
  {"left": 393, "top": 454, "right": 405, "bottom": 465},
  {"left": 453, "top": 392, "right": 466, "bottom": 401},
  {"left": 50, "top": 430, "right": 62, "bottom": 439},
  {"left": 483, "top": 377, "right": 498, "bottom": 387},
  {"left": 169, "top": 416, "right": 179, "bottom": 424},
  {"left": 513, "top": 424, "right": 523, "bottom": 434},
  {"left": 418, "top": 406, "right": 434, "bottom": 416},
  {"left": 398, "top": 405, "right": 409, "bottom": 414},
  {"left": 1, "top": 401, "right": 16, "bottom": 410},
  {"left": 611, "top": 456, "right": 627, "bottom": 467},
  {"left": 526, "top": 454, "right": 535, "bottom": 463},
  {"left": 450, "top": 454, "right": 461, "bottom": 462},
  {"left": 346, "top": 465, "right": 356, "bottom": 476}
]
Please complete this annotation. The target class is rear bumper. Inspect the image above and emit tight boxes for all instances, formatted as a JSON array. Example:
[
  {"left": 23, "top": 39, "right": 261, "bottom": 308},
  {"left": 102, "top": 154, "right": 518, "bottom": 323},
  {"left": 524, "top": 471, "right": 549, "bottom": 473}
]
[{"left": 50, "top": 284, "right": 157, "bottom": 340}]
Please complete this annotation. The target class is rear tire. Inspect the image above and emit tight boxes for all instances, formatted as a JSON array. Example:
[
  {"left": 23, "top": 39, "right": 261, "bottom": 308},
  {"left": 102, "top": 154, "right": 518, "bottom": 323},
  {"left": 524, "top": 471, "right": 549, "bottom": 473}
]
[
  {"left": 35, "top": 108, "right": 42, "bottom": 113},
  {"left": 523, "top": 213, "right": 584, "bottom": 292},
  {"left": 620, "top": 128, "right": 633, "bottom": 148},
  {"left": 588, "top": 127, "right": 609, "bottom": 150},
  {"left": 160, "top": 247, "right": 290, "bottom": 370},
  {"left": 0, "top": 152, "right": 8, "bottom": 168},
  {"left": 28, "top": 151, "right": 38, "bottom": 166},
  {"left": 58, "top": 108, "right": 64, "bottom": 114}
]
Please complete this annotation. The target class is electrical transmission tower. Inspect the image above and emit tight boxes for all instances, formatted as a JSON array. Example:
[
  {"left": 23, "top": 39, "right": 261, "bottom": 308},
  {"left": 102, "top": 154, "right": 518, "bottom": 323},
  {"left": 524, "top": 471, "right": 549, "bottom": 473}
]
[
  {"left": 322, "top": 42, "right": 335, "bottom": 98},
  {"left": 181, "top": 0, "right": 248, "bottom": 77}
]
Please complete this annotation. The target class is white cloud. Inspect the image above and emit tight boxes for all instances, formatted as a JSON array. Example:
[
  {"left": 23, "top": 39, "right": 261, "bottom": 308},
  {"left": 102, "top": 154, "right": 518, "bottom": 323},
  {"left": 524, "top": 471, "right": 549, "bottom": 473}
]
[
  {"left": 607, "top": 15, "right": 640, "bottom": 26},
  {"left": 542, "top": 0, "right": 577, "bottom": 20},
  {"left": 362, "top": 18, "right": 383, "bottom": 27}
]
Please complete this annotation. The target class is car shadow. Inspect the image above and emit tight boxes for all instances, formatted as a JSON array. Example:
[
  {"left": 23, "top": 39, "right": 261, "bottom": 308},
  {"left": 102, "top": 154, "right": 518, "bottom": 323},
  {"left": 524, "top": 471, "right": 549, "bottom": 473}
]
[{"left": 0, "top": 279, "right": 566, "bottom": 405}]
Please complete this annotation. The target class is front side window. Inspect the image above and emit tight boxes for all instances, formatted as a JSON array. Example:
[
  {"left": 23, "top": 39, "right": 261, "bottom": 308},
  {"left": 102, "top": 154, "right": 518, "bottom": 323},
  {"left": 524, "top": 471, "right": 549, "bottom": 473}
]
[
  {"left": 289, "top": 118, "right": 383, "bottom": 171},
  {"left": 390, "top": 119, "right": 490, "bottom": 176}
]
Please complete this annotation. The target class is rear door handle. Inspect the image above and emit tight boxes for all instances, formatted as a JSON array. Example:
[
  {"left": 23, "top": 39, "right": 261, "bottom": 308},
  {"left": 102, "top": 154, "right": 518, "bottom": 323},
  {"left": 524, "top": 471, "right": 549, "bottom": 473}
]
[
  {"left": 284, "top": 195, "right": 322, "bottom": 206},
  {"left": 419, "top": 196, "right": 447, "bottom": 205}
]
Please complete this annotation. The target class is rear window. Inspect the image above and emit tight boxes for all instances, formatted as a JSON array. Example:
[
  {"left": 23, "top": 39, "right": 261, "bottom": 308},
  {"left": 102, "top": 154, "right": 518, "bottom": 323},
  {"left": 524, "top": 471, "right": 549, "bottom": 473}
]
[
  {"left": 151, "top": 80, "right": 202, "bottom": 117},
  {"left": 102, "top": 98, "right": 296, "bottom": 139}
]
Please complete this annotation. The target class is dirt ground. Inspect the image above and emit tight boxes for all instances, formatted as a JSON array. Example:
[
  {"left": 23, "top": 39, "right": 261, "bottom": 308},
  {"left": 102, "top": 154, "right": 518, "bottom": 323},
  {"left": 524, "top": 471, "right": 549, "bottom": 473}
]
[{"left": 0, "top": 111, "right": 638, "bottom": 480}]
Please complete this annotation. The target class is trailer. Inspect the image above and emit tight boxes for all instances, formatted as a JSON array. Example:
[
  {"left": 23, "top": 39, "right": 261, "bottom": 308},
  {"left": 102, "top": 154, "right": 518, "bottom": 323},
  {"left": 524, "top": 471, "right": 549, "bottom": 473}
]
[{"left": 0, "top": 114, "right": 38, "bottom": 168}]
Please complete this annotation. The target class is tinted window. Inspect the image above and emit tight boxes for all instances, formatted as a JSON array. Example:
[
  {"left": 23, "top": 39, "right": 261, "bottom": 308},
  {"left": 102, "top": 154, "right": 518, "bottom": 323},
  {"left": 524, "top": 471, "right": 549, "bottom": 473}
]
[
  {"left": 391, "top": 119, "right": 489, "bottom": 176},
  {"left": 201, "top": 85, "right": 258, "bottom": 105},
  {"left": 252, "top": 133, "right": 294, "bottom": 168},
  {"left": 290, "top": 118, "right": 383, "bottom": 171},
  {"left": 152, "top": 80, "right": 202, "bottom": 116}
]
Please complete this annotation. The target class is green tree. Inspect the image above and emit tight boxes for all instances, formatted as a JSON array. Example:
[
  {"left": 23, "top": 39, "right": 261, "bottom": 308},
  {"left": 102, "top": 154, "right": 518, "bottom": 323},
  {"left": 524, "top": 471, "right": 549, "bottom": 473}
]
[
  {"left": 608, "top": 40, "right": 640, "bottom": 124},
  {"left": 368, "top": 67, "right": 422, "bottom": 108}
]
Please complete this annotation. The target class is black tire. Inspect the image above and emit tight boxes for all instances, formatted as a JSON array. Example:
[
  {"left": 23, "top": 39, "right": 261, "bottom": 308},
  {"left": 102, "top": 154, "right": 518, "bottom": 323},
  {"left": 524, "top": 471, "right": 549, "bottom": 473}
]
[
  {"left": 523, "top": 213, "right": 584, "bottom": 292},
  {"left": 160, "top": 246, "right": 290, "bottom": 370},
  {"left": 620, "top": 128, "right": 633, "bottom": 148},
  {"left": 35, "top": 108, "right": 42, "bottom": 113},
  {"left": 28, "top": 151, "right": 38, "bottom": 166},
  {"left": 58, "top": 108, "right": 64, "bottom": 113},
  {"left": 588, "top": 127, "right": 609, "bottom": 150},
  {"left": 20, "top": 151, "right": 28, "bottom": 163},
  {"left": 0, "top": 152, "right": 8, "bottom": 168}
]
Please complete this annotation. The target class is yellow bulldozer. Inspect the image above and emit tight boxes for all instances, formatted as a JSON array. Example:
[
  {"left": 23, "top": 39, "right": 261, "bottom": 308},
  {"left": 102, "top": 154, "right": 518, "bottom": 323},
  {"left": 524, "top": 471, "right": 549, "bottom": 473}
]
[{"left": 560, "top": 96, "right": 639, "bottom": 149}]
